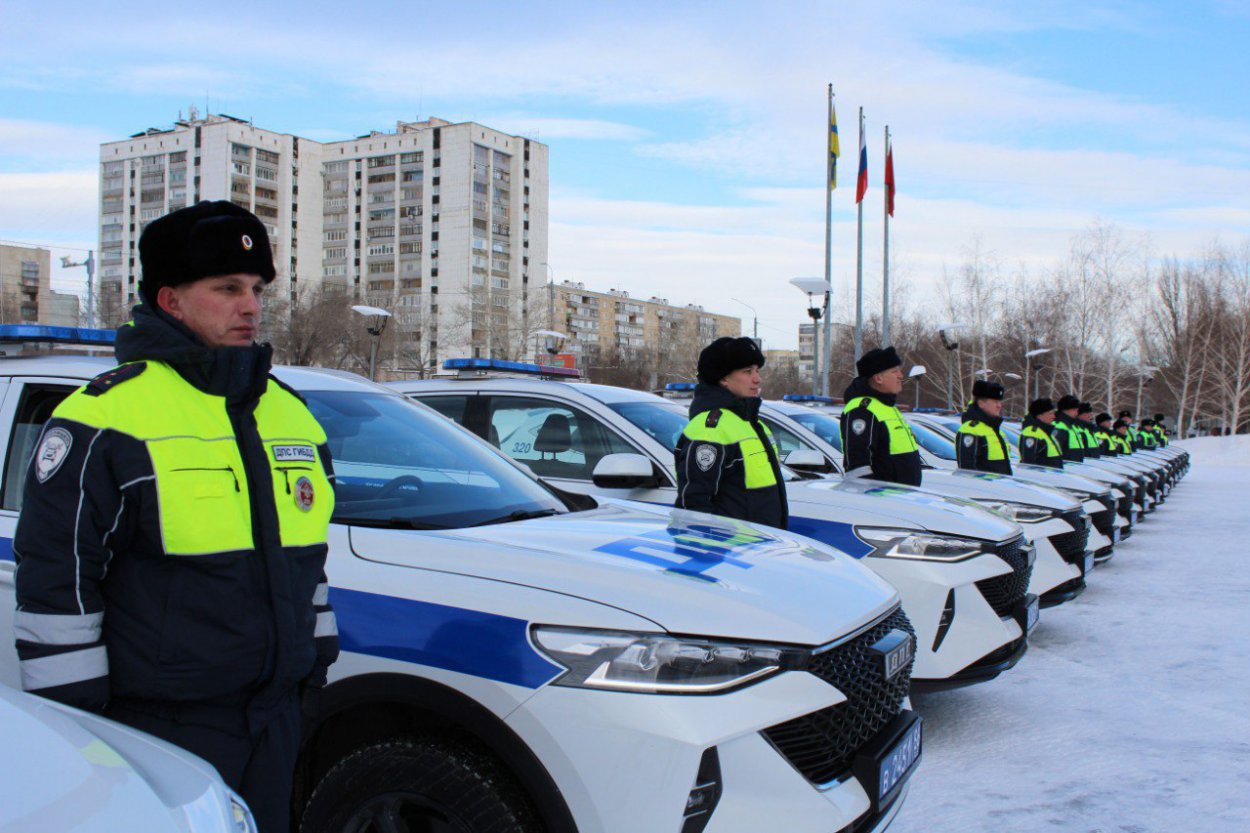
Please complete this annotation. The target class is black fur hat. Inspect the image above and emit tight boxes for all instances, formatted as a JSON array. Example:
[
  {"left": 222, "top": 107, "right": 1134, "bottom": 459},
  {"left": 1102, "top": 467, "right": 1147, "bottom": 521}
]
[
  {"left": 1029, "top": 397, "right": 1056, "bottom": 417},
  {"left": 972, "top": 380, "right": 1005, "bottom": 401},
  {"left": 1096, "top": 412, "right": 1113, "bottom": 425},
  {"left": 697, "top": 336, "right": 765, "bottom": 385},
  {"left": 856, "top": 346, "right": 902, "bottom": 378},
  {"left": 1118, "top": 409, "right": 1133, "bottom": 419},
  {"left": 1056, "top": 394, "right": 1082, "bottom": 412},
  {"left": 139, "top": 201, "right": 275, "bottom": 303}
]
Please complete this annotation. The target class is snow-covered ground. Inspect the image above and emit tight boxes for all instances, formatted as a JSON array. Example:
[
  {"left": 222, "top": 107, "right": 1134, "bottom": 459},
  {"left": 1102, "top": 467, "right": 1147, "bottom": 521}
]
[{"left": 891, "top": 437, "right": 1250, "bottom": 833}]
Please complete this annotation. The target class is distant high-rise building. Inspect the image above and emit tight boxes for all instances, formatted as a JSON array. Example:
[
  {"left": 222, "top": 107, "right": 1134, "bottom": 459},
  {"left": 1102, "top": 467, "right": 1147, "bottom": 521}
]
[
  {"left": 98, "top": 112, "right": 548, "bottom": 369},
  {"left": 0, "top": 244, "right": 52, "bottom": 324}
]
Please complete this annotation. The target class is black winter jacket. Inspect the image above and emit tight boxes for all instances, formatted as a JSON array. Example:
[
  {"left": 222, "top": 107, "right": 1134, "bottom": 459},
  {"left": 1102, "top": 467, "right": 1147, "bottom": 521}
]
[
  {"left": 674, "top": 384, "right": 788, "bottom": 529},
  {"left": 956, "top": 404, "right": 1013, "bottom": 475},
  {"left": 840, "top": 378, "right": 923, "bottom": 487},
  {"left": 13, "top": 305, "right": 338, "bottom": 714}
]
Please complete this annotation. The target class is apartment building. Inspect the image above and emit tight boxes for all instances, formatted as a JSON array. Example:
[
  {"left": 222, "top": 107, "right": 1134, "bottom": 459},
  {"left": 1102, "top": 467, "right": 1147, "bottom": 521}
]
[
  {"left": 0, "top": 244, "right": 81, "bottom": 326},
  {"left": 543, "top": 280, "right": 740, "bottom": 367},
  {"left": 98, "top": 112, "right": 548, "bottom": 367}
]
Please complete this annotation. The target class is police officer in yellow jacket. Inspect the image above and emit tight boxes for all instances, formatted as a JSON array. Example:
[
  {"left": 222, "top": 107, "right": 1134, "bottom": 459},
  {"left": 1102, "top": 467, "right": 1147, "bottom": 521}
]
[
  {"left": 1094, "top": 412, "right": 1120, "bottom": 456},
  {"left": 1051, "top": 394, "right": 1087, "bottom": 462},
  {"left": 956, "top": 380, "right": 1012, "bottom": 475},
  {"left": 1020, "top": 397, "right": 1064, "bottom": 468},
  {"left": 13, "top": 201, "right": 338, "bottom": 833},
  {"left": 675, "top": 336, "right": 788, "bottom": 529},
  {"left": 841, "top": 346, "right": 923, "bottom": 486}
]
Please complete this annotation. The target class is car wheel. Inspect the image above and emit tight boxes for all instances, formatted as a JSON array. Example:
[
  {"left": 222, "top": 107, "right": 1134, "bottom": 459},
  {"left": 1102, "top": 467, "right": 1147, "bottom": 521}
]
[{"left": 301, "top": 737, "right": 544, "bottom": 833}]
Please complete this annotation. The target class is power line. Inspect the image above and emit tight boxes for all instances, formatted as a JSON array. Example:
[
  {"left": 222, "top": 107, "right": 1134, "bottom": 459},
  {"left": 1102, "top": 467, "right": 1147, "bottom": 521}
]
[{"left": 0, "top": 238, "right": 95, "bottom": 255}]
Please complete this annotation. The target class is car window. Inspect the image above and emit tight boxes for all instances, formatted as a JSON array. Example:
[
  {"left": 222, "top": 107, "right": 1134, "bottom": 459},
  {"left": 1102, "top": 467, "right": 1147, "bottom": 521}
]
[
  {"left": 790, "top": 411, "right": 844, "bottom": 452},
  {"left": 418, "top": 394, "right": 468, "bottom": 425},
  {"left": 907, "top": 420, "right": 958, "bottom": 460},
  {"left": 486, "top": 396, "right": 636, "bottom": 481},
  {"left": 607, "top": 401, "right": 689, "bottom": 452},
  {"left": 759, "top": 417, "right": 808, "bottom": 456},
  {"left": 2, "top": 385, "right": 76, "bottom": 511},
  {"left": 303, "top": 390, "right": 565, "bottom": 528}
]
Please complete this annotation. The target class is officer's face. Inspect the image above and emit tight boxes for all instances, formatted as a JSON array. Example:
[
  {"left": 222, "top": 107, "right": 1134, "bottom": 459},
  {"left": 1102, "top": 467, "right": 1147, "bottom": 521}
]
[
  {"left": 1037, "top": 409, "right": 1056, "bottom": 424},
  {"left": 720, "top": 365, "right": 762, "bottom": 399},
  {"left": 870, "top": 366, "right": 905, "bottom": 395},
  {"left": 980, "top": 398, "right": 1004, "bottom": 418},
  {"left": 158, "top": 273, "right": 265, "bottom": 348}
]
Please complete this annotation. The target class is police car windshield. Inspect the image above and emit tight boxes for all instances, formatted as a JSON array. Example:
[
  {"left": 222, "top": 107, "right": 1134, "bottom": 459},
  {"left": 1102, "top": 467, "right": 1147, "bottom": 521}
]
[
  {"left": 788, "top": 411, "right": 844, "bottom": 452},
  {"left": 607, "top": 401, "right": 689, "bottom": 451},
  {"left": 906, "top": 419, "right": 958, "bottom": 460},
  {"left": 302, "top": 390, "right": 566, "bottom": 529}
]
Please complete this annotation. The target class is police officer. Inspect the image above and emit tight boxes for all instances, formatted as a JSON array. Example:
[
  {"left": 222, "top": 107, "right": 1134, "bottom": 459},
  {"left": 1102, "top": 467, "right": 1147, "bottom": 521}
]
[
  {"left": 1112, "top": 417, "right": 1135, "bottom": 454},
  {"left": 956, "top": 380, "right": 1012, "bottom": 475},
  {"left": 1138, "top": 418, "right": 1160, "bottom": 448},
  {"left": 1020, "top": 397, "right": 1063, "bottom": 468},
  {"left": 841, "top": 346, "right": 922, "bottom": 486},
  {"left": 1095, "top": 412, "right": 1120, "bottom": 456},
  {"left": 1051, "top": 394, "right": 1087, "bottom": 462},
  {"left": 675, "top": 336, "right": 788, "bottom": 529},
  {"left": 13, "top": 201, "right": 338, "bottom": 833},
  {"left": 1151, "top": 413, "right": 1170, "bottom": 446},
  {"left": 1076, "top": 402, "right": 1102, "bottom": 459},
  {"left": 1118, "top": 410, "right": 1143, "bottom": 449}
]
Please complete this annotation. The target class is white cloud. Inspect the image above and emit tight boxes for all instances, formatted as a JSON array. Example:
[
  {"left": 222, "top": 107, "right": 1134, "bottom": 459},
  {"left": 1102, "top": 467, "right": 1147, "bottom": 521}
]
[{"left": 0, "top": 120, "right": 110, "bottom": 166}]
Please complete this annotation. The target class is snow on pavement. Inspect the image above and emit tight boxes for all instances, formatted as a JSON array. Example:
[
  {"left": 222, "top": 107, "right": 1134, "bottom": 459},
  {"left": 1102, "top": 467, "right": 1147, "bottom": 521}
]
[{"left": 890, "top": 438, "right": 1250, "bottom": 833}]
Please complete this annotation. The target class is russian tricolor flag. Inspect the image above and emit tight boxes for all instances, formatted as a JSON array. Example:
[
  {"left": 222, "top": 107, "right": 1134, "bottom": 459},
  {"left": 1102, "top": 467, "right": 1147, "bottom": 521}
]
[{"left": 855, "top": 126, "right": 868, "bottom": 204}]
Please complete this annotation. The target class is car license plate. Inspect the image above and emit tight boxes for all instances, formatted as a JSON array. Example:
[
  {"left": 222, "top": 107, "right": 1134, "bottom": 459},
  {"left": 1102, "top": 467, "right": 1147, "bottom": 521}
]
[
  {"left": 1025, "top": 595, "right": 1039, "bottom": 632},
  {"left": 870, "top": 630, "right": 914, "bottom": 683},
  {"left": 878, "top": 718, "right": 922, "bottom": 802},
  {"left": 1083, "top": 553, "right": 1095, "bottom": 574}
]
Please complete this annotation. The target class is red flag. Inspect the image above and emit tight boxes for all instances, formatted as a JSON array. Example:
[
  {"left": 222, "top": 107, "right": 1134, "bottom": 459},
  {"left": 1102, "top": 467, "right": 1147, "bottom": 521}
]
[
  {"left": 884, "top": 143, "right": 895, "bottom": 217},
  {"left": 855, "top": 125, "right": 868, "bottom": 204}
]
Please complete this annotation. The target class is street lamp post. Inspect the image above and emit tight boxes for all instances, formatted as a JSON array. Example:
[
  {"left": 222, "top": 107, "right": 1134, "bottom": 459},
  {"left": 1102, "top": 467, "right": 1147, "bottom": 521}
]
[
  {"left": 938, "top": 323, "right": 965, "bottom": 411},
  {"left": 791, "top": 277, "right": 831, "bottom": 396},
  {"left": 1025, "top": 347, "right": 1051, "bottom": 404},
  {"left": 352, "top": 304, "right": 392, "bottom": 381},
  {"left": 1135, "top": 365, "right": 1159, "bottom": 418},
  {"left": 729, "top": 297, "right": 759, "bottom": 346},
  {"left": 61, "top": 252, "right": 96, "bottom": 328}
]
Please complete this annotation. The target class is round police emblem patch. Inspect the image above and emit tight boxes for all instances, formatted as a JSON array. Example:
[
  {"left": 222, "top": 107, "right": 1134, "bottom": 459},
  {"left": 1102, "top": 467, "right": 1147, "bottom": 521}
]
[
  {"left": 295, "top": 476, "right": 315, "bottom": 511},
  {"left": 694, "top": 444, "right": 717, "bottom": 472},
  {"left": 851, "top": 419, "right": 867, "bottom": 435},
  {"left": 963, "top": 435, "right": 974, "bottom": 447},
  {"left": 1024, "top": 437, "right": 1035, "bottom": 448},
  {"left": 241, "top": 234, "right": 254, "bottom": 251},
  {"left": 35, "top": 427, "right": 73, "bottom": 483}
]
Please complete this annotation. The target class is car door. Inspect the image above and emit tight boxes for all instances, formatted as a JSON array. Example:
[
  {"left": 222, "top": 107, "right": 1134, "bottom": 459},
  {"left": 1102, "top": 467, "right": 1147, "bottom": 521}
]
[
  {"left": 0, "top": 378, "right": 80, "bottom": 689},
  {"left": 479, "top": 394, "right": 676, "bottom": 505}
]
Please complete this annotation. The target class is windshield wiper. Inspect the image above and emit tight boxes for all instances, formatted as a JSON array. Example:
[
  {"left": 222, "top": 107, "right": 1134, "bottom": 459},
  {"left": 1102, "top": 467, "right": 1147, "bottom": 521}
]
[
  {"left": 336, "top": 517, "right": 449, "bottom": 530},
  {"left": 468, "top": 508, "right": 561, "bottom": 527}
]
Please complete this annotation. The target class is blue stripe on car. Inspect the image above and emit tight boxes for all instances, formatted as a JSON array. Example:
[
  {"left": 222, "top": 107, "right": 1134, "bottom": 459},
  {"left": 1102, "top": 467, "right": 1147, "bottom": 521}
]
[
  {"left": 785, "top": 516, "right": 875, "bottom": 558},
  {"left": 0, "top": 538, "right": 561, "bottom": 690}
]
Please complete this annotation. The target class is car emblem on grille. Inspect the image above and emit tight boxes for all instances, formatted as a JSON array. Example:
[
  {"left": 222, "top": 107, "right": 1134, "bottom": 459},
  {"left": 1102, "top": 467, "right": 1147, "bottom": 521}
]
[{"left": 870, "top": 629, "right": 914, "bottom": 683}]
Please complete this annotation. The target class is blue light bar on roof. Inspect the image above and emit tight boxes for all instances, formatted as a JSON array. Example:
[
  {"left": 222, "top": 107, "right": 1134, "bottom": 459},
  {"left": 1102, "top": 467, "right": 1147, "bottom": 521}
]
[
  {"left": 443, "top": 357, "right": 580, "bottom": 378},
  {"left": 782, "top": 394, "right": 838, "bottom": 403},
  {"left": 664, "top": 382, "right": 697, "bottom": 391},
  {"left": 0, "top": 325, "right": 116, "bottom": 344}
]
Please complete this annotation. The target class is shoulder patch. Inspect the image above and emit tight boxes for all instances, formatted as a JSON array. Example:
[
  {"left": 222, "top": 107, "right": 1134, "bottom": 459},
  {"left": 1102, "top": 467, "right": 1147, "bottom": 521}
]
[
  {"left": 84, "top": 362, "right": 147, "bottom": 397},
  {"left": 704, "top": 409, "right": 721, "bottom": 428},
  {"left": 963, "top": 434, "right": 975, "bottom": 446}
]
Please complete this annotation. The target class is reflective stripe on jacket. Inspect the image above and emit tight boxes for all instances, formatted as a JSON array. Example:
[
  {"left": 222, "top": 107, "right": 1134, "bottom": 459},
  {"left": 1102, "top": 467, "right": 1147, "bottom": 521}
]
[
  {"left": 1020, "top": 420, "right": 1063, "bottom": 468},
  {"left": 840, "top": 387, "right": 923, "bottom": 487}
]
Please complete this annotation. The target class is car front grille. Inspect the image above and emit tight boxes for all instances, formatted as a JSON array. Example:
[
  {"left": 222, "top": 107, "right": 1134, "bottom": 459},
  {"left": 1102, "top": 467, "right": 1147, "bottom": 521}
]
[
  {"left": 1048, "top": 510, "right": 1091, "bottom": 568},
  {"left": 1117, "top": 494, "right": 1133, "bottom": 520},
  {"left": 1091, "top": 495, "right": 1116, "bottom": 537},
  {"left": 762, "top": 607, "right": 914, "bottom": 785},
  {"left": 975, "top": 535, "right": 1033, "bottom": 616}
]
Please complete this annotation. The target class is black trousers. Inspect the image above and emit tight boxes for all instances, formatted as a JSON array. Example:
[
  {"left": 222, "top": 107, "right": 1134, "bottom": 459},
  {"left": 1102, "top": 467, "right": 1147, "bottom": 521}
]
[{"left": 106, "top": 695, "right": 301, "bottom": 833}]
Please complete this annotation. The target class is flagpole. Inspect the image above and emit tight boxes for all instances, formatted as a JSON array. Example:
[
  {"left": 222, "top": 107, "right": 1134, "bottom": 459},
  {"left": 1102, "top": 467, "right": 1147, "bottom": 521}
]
[
  {"left": 854, "top": 107, "right": 864, "bottom": 362},
  {"left": 882, "top": 125, "right": 891, "bottom": 348},
  {"left": 822, "top": 84, "right": 834, "bottom": 397}
]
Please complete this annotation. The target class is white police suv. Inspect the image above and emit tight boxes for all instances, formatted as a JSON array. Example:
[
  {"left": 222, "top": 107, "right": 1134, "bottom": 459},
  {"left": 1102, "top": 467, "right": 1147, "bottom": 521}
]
[
  {"left": 0, "top": 328, "right": 921, "bottom": 833},
  {"left": 0, "top": 681, "right": 257, "bottom": 832},
  {"left": 762, "top": 398, "right": 1092, "bottom": 608},
  {"left": 394, "top": 360, "right": 1042, "bottom": 692}
]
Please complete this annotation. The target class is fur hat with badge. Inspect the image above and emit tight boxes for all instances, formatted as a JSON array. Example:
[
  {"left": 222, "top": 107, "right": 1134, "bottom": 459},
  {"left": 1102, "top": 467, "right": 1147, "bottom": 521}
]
[
  {"left": 855, "top": 346, "right": 902, "bottom": 378},
  {"left": 696, "top": 336, "right": 766, "bottom": 385},
  {"left": 972, "top": 380, "right": 1005, "bottom": 401},
  {"left": 139, "top": 201, "right": 276, "bottom": 303}
]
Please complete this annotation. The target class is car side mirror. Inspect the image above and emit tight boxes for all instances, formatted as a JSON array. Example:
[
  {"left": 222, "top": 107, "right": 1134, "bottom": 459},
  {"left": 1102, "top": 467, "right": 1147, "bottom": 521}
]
[{"left": 591, "top": 453, "right": 660, "bottom": 489}]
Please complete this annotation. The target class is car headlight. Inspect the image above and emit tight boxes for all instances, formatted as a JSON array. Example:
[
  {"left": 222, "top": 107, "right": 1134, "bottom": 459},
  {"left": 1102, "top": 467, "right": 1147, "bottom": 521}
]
[
  {"left": 531, "top": 626, "right": 807, "bottom": 694},
  {"left": 854, "top": 527, "right": 986, "bottom": 562},
  {"left": 970, "top": 499, "right": 1056, "bottom": 523}
]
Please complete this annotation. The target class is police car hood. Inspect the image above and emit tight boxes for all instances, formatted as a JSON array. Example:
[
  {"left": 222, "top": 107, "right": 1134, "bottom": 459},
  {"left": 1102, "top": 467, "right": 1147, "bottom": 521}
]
[
  {"left": 789, "top": 477, "right": 1022, "bottom": 542},
  {"left": 1011, "top": 462, "right": 1121, "bottom": 493},
  {"left": 348, "top": 500, "right": 899, "bottom": 646},
  {"left": 0, "top": 684, "right": 232, "bottom": 831},
  {"left": 910, "top": 468, "right": 1082, "bottom": 511}
]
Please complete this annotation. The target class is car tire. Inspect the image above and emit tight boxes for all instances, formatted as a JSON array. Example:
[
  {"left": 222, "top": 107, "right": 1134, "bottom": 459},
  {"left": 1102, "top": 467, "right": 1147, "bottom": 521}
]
[{"left": 300, "top": 737, "right": 544, "bottom": 833}]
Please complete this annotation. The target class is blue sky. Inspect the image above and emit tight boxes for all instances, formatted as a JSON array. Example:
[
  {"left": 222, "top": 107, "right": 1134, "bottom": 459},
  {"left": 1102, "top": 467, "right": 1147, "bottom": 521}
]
[{"left": 1, "top": 0, "right": 1246, "bottom": 349}]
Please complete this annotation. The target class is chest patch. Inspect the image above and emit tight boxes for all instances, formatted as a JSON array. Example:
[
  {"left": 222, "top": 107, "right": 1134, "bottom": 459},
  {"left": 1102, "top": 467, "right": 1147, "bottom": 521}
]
[
  {"left": 35, "top": 427, "right": 73, "bottom": 483},
  {"left": 695, "top": 444, "right": 718, "bottom": 471},
  {"left": 851, "top": 419, "right": 867, "bottom": 435},
  {"left": 963, "top": 435, "right": 975, "bottom": 447},
  {"left": 1024, "top": 437, "right": 1035, "bottom": 448},
  {"left": 273, "top": 445, "right": 317, "bottom": 463},
  {"left": 295, "top": 476, "right": 316, "bottom": 511}
]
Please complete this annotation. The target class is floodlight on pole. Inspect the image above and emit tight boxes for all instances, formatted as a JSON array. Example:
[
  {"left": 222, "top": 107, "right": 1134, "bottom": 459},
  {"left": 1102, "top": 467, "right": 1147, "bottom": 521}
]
[
  {"left": 533, "top": 329, "right": 569, "bottom": 361},
  {"left": 937, "top": 323, "right": 966, "bottom": 410},
  {"left": 352, "top": 304, "right": 392, "bottom": 381},
  {"left": 790, "top": 277, "right": 831, "bottom": 395},
  {"left": 729, "top": 297, "right": 759, "bottom": 345},
  {"left": 1025, "top": 346, "right": 1051, "bottom": 403},
  {"left": 61, "top": 252, "right": 96, "bottom": 328}
]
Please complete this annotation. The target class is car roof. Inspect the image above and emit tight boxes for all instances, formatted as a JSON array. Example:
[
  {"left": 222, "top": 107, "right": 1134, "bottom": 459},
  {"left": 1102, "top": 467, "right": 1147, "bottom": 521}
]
[{"left": 394, "top": 376, "right": 669, "bottom": 406}]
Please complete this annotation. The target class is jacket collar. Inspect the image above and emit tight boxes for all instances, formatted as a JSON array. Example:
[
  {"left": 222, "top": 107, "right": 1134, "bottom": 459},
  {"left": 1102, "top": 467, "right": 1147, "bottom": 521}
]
[
  {"left": 1023, "top": 414, "right": 1055, "bottom": 435},
  {"left": 688, "top": 382, "right": 761, "bottom": 422},
  {"left": 962, "top": 402, "right": 1002, "bottom": 429},
  {"left": 843, "top": 376, "right": 897, "bottom": 407},
  {"left": 115, "top": 303, "right": 273, "bottom": 404}
]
